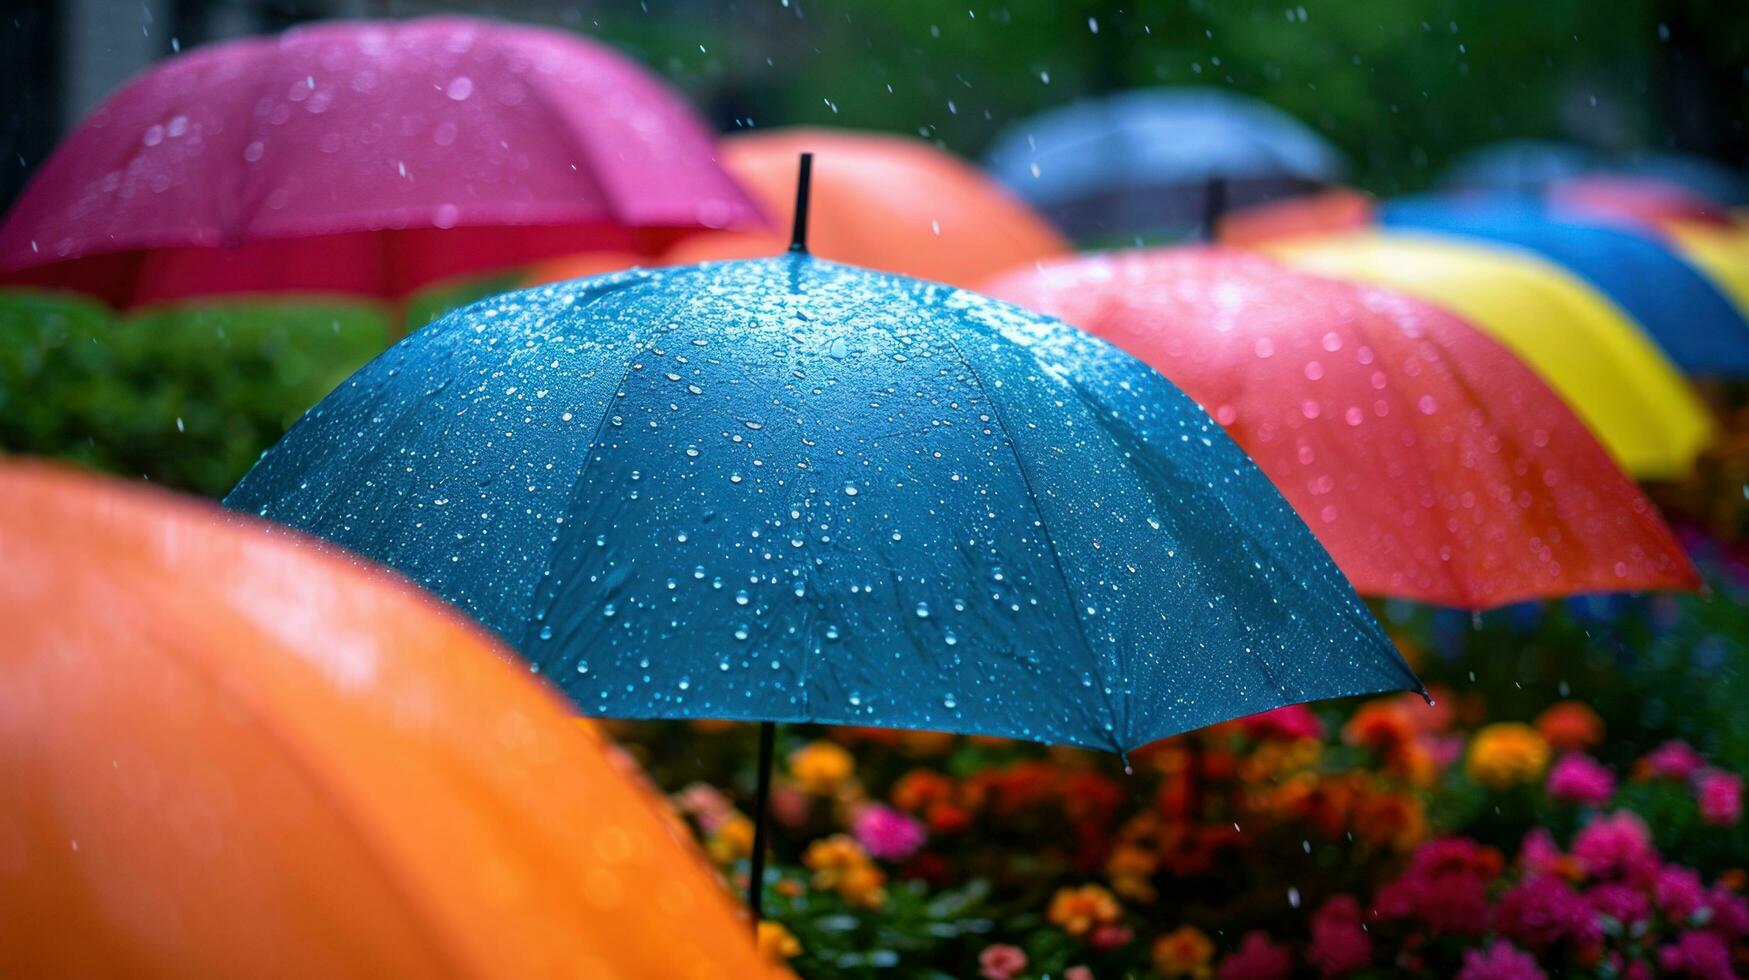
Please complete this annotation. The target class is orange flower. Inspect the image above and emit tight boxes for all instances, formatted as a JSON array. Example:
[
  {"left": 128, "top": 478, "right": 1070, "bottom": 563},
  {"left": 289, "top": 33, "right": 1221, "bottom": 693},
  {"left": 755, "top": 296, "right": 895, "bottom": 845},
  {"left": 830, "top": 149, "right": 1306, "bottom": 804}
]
[
  {"left": 1106, "top": 843, "right": 1160, "bottom": 903},
  {"left": 899, "top": 729, "right": 958, "bottom": 755},
  {"left": 1352, "top": 789, "right": 1427, "bottom": 851},
  {"left": 706, "top": 814, "right": 754, "bottom": 865},
  {"left": 789, "top": 740, "right": 855, "bottom": 795},
  {"left": 1152, "top": 925, "right": 1215, "bottom": 978},
  {"left": 1467, "top": 723, "right": 1551, "bottom": 790},
  {"left": 1343, "top": 700, "right": 1417, "bottom": 754},
  {"left": 892, "top": 769, "right": 955, "bottom": 812},
  {"left": 756, "top": 921, "right": 801, "bottom": 961},
  {"left": 802, "top": 834, "right": 887, "bottom": 908},
  {"left": 1535, "top": 701, "right": 1605, "bottom": 753},
  {"left": 1047, "top": 884, "right": 1123, "bottom": 937}
]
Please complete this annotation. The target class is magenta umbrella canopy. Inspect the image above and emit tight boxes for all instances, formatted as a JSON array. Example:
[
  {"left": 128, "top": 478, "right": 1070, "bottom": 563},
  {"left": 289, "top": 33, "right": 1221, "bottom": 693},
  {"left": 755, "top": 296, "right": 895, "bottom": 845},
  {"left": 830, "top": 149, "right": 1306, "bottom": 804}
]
[{"left": 0, "top": 17, "right": 763, "bottom": 306}]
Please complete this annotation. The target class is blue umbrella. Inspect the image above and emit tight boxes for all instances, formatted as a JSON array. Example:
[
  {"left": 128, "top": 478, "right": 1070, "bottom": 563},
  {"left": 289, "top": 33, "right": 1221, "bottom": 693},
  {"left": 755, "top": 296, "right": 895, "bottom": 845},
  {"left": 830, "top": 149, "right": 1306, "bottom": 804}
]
[
  {"left": 1383, "top": 196, "right": 1749, "bottom": 376},
  {"left": 1444, "top": 140, "right": 1749, "bottom": 205},
  {"left": 985, "top": 87, "right": 1346, "bottom": 241},
  {"left": 227, "top": 158, "right": 1420, "bottom": 918}
]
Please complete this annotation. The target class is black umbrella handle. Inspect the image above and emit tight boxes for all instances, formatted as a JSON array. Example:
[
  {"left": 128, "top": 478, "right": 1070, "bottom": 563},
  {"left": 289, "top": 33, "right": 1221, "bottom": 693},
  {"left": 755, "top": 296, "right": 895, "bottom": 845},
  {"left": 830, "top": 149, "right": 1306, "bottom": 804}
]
[
  {"left": 789, "top": 153, "right": 814, "bottom": 254},
  {"left": 747, "top": 720, "right": 777, "bottom": 930}
]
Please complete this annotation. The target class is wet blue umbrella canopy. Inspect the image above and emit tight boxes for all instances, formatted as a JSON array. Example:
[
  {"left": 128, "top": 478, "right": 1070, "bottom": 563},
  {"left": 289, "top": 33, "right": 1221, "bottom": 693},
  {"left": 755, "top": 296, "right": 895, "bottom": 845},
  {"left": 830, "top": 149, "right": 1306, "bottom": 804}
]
[{"left": 226, "top": 254, "right": 1420, "bottom": 753}]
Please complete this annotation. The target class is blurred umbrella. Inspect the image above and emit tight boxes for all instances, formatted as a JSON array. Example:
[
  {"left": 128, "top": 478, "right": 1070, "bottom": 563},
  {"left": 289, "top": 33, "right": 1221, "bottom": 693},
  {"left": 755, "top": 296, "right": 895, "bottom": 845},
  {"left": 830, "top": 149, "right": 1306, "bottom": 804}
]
[
  {"left": 1664, "top": 220, "right": 1749, "bottom": 314},
  {"left": 1445, "top": 140, "right": 1749, "bottom": 205},
  {"left": 984, "top": 88, "right": 1345, "bottom": 241},
  {"left": 1441, "top": 139, "right": 1603, "bottom": 194},
  {"left": 227, "top": 167, "right": 1421, "bottom": 914},
  {"left": 1383, "top": 197, "right": 1749, "bottom": 375},
  {"left": 0, "top": 17, "right": 759, "bottom": 308},
  {"left": 531, "top": 127, "right": 1069, "bottom": 288},
  {"left": 1548, "top": 176, "right": 1734, "bottom": 228},
  {"left": 983, "top": 247, "right": 1700, "bottom": 609},
  {"left": 0, "top": 460, "right": 776, "bottom": 979},
  {"left": 1542, "top": 177, "right": 1749, "bottom": 317},
  {"left": 1266, "top": 230, "right": 1714, "bottom": 480}
]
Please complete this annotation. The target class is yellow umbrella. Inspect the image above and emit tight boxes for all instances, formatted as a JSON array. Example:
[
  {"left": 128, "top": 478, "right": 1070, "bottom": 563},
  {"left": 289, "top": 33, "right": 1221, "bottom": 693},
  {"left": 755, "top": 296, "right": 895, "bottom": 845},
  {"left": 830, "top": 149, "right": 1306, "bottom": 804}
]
[
  {"left": 1267, "top": 230, "right": 1714, "bottom": 480},
  {"left": 1667, "top": 219, "right": 1749, "bottom": 314}
]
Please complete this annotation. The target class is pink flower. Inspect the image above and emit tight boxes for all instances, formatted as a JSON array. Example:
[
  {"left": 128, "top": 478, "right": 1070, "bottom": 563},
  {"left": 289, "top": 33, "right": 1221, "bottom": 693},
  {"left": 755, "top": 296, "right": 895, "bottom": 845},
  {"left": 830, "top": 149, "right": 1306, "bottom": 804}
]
[
  {"left": 1709, "top": 887, "right": 1749, "bottom": 938},
  {"left": 1064, "top": 968, "right": 1094, "bottom": 980},
  {"left": 1308, "top": 895, "right": 1372, "bottom": 978},
  {"left": 852, "top": 803, "right": 927, "bottom": 861},
  {"left": 1239, "top": 704, "right": 1324, "bottom": 742},
  {"left": 1655, "top": 866, "right": 1711, "bottom": 923},
  {"left": 1493, "top": 875, "right": 1599, "bottom": 952},
  {"left": 1546, "top": 754, "right": 1616, "bottom": 806},
  {"left": 1456, "top": 940, "right": 1547, "bottom": 980},
  {"left": 1517, "top": 828, "right": 1565, "bottom": 877},
  {"left": 978, "top": 944, "right": 1028, "bottom": 980},
  {"left": 1218, "top": 931, "right": 1292, "bottom": 980},
  {"left": 1697, "top": 770, "right": 1743, "bottom": 827},
  {"left": 1372, "top": 839, "right": 1499, "bottom": 937},
  {"left": 674, "top": 782, "right": 735, "bottom": 833},
  {"left": 1587, "top": 883, "right": 1651, "bottom": 927},
  {"left": 1643, "top": 741, "right": 1705, "bottom": 781},
  {"left": 1572, "top": 811, "right": 1658, "bottom": 882},
  {"left": 1658, "top": 930, "right": 1736, "bottom": 980}
]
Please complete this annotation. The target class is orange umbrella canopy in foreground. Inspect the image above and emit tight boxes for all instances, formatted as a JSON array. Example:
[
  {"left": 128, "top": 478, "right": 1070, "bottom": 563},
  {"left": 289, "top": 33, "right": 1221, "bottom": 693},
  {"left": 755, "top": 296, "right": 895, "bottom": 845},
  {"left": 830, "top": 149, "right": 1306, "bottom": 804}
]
[
  {"left": 0, "top": 462, "right": 778, "bottom": 980},
  {"left": 532, "top": 127, "right": 1070, "bottom": 288}
]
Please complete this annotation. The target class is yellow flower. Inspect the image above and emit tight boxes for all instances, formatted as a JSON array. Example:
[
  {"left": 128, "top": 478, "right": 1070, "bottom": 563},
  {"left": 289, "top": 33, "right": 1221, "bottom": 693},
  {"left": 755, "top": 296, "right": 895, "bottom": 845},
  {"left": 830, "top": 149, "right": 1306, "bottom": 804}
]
[
  {"left": 1152, "top": 925, "right": 1215, "bottom": 979},
  {"left": 706, "top": 814, "right": 754, "bottom": 865},
  {"left": 789, "top": 740, "right": 855, "bottom": 795},
  {"left": 802, "top": 834, "right": 887, "bottom": 908},
  {"left": 757, "top": 921, "right": 802, "bottom": 961},
  {"left": 1047, "top": 884, "right": 1122, "bottom": 937},
  {"left": 1467, "top": 722, "right": 1551, "bottom": 790}
]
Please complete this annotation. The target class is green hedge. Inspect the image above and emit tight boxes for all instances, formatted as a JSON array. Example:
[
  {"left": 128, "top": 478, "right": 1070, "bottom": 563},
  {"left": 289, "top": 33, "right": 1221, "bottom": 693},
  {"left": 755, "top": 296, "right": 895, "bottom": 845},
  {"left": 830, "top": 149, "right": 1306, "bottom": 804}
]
[{"left": 0, "top": 290, "right": 390, "bottom": 498}]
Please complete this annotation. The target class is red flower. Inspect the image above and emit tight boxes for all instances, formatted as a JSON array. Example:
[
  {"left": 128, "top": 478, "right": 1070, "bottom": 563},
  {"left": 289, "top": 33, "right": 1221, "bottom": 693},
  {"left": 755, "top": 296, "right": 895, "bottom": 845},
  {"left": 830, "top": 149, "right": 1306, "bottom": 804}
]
[{"left": 1238, "top": 704, "right": 1324, "bottom": 742}]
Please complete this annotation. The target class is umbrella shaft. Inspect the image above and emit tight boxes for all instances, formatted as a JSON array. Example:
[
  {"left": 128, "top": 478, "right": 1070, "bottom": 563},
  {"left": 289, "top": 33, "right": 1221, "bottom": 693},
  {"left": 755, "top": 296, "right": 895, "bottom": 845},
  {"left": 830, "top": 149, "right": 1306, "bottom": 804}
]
[{"left": 747, "top": 720, "right": 777, "bottom": 929}]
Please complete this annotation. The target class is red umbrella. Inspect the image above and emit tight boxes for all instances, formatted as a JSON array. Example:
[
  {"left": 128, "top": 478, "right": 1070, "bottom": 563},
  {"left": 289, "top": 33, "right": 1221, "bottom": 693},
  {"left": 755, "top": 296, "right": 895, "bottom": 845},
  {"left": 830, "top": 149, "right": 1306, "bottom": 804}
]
[
  {"left": 0, "top": 17, "right": 761, "bottom": 307},
  {"left": 984, "top": 247, "right": 1699, "bottom": 609}
]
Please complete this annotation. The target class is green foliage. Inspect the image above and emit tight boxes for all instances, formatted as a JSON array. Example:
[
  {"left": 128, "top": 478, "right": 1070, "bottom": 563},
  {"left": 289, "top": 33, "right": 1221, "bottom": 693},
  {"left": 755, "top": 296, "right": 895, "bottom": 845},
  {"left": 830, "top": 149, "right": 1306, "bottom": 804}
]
[
  {"left": 0, "top": 290, "right": 388, "bottom": 498},
  {"left": 595, "top": 0, "right": 1749, "bottom": 197}
]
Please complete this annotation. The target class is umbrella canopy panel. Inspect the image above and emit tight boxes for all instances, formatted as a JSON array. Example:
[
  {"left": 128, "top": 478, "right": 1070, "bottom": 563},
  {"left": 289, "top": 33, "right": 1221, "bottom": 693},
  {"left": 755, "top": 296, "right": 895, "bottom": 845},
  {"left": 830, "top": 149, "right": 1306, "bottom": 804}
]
[
  {"left": 228, "top": 254, "right": 1419, "bottom": 753},
  {"left": 983, "top": 247, "right": 1699, "bottom": 609},
  {"left": 0, "top": 17, "right": 761, "bottom": 305},
  {"left": 0, "top": 461, "right": 776, "bottom": 980},
  {"left": 1383, "top": 197, "right": 1749, "bottom": 376},
  {"left": 984, "top": 88, "right": 1346, "bottom": 240},
  {"left": 649, "top": 128, "right": 1071, "bottom": 288},
  {"left": 1268, "top": 230, "right": 1715, "bottom": 480}
]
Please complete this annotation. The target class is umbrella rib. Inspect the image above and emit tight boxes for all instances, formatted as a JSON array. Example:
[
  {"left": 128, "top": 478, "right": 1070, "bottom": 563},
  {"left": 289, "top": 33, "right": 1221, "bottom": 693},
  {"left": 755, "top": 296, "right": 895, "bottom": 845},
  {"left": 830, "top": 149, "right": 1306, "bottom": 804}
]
[
  {"left": 937, "top": 330, "right": 1124, "bottom": 751},
  {"left": 521, "top": 276, "right": 678, "bottom": 654}
]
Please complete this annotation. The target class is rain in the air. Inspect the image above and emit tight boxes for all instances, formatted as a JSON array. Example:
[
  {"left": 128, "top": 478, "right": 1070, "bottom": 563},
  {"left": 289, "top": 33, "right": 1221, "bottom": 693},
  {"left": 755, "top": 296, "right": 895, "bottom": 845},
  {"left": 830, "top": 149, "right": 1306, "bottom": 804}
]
[{"left": 0, "top": 2, "right": 1745, "bottom": 977}]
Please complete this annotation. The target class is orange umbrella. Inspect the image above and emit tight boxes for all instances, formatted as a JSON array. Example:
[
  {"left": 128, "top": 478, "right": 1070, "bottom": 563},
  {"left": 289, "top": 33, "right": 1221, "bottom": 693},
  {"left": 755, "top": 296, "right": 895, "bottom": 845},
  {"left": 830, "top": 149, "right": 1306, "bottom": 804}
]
[
  {"left": 527, "top": 127, "right": 1069, "bottom": 289},
  {"left": 0, "top": 461, "right": 780, "bottom": 980}
]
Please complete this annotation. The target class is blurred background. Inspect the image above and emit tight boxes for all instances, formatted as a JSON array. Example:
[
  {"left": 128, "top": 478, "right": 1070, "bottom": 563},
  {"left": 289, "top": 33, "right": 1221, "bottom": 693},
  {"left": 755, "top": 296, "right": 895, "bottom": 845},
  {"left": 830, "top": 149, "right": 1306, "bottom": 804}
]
[{"left": 3, "top": 0, "right": 1746, "bottom": 211}]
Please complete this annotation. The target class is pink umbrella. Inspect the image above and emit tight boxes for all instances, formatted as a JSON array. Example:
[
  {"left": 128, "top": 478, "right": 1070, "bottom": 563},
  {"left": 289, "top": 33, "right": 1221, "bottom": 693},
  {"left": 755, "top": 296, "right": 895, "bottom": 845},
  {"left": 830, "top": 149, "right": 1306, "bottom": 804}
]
[{"left": 0, "top": 17, "right": 762, "bottom": 306}]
